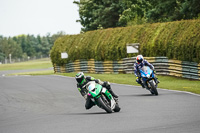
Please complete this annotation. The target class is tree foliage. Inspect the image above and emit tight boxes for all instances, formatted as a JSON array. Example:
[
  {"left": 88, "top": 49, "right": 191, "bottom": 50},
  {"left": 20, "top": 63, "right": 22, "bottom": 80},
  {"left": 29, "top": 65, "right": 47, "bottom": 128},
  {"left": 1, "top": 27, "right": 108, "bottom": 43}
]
[
  {"left": 74, "top": 0, "right": 200, "bottom": 31},
  {"left": 0, "top": 32, "right": 65, "bottom": 63},
  {"left": 51, "top": 20, "right": 200, "bottom": 65},
  {"left": 74, "top": 0, "right": 124, "bottom": 32}
]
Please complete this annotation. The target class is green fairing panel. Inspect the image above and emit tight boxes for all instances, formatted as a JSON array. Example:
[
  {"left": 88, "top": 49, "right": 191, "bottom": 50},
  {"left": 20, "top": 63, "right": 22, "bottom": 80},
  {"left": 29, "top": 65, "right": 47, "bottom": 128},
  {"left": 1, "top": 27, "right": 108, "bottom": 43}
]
[
  {"left": 90, "top": 84, "right": 102, "bottom": 97},
  {"left": 104, "top": 89, "right": 112, "bottom": 100}
]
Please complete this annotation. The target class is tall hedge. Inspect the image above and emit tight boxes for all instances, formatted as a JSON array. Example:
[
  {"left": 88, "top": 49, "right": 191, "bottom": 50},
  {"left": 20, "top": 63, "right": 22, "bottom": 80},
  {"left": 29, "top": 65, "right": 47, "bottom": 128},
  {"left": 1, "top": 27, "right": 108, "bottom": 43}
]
[{"left": 50, "top": 19, "right": 200, "bottom": 65}]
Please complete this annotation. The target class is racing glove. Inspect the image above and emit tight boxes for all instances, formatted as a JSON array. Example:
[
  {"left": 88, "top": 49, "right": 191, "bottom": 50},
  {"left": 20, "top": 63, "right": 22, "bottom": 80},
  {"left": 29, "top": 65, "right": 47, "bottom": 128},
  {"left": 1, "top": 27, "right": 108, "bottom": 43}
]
[
  {"left": 83, "top": 94, "right": 87, "bottom": 100},
  {"left": 153, "top": 70, "right": 156, "bottom": 74}
]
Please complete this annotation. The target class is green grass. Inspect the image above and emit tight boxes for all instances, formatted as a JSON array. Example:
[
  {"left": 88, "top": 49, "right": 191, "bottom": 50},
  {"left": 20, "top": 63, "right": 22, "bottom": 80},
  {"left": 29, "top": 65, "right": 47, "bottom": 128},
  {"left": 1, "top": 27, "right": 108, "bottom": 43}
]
[
  {"left": 58, "top": 72, "right": 200, "bottom": 94},
  {"left": 10, "top": 70, "right": 54, "bottom": 76},
  {"left": 0, "top": 58, "right": 52, "bottom": 71},
  {"left": 1, "top": 58, "right": 200, "bottom": 95}
]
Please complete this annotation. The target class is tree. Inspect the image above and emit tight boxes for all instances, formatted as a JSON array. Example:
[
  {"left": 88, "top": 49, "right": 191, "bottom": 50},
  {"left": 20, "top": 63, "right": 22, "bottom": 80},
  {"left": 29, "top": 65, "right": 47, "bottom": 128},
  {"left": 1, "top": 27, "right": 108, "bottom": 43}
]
[
  {"left": 0, "top": 32, "right": 66, "bottom": 63},
  {"left": 119, "top": 0, "right": 152, "bottom": 25},
  {"left": 146, "top": 0, "right": 183, "bottom": 22},
  {"left": 74, "top": 0, "right": 124, "bottom": 32},
  {"left": 74, "top": 0, "right": 200, "bottom": 29},
  {"left": 180, "top": 0, "right": 200, "bottom": 19},
  {"left": 7, "top": 38, "right": 23, "bottom": 59},
  {"left": 41, "top": 37, "right": 50, "bottom": 57},
  {"left": 26, "top": 35, "right": 36, "bottom": 57},
  {"left": 146, "top": 0, "right": 200, "bottom": 22},
  {"left": 0, "top": 37, "right": 23, "bottom": 60}
]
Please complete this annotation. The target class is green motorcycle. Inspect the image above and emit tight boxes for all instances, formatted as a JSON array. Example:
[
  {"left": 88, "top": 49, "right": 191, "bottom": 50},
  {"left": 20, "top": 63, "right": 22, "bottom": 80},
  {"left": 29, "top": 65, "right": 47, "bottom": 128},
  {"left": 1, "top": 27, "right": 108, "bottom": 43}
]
[{"left": 85, "top": 81, "right": 120, "bottom": 113}]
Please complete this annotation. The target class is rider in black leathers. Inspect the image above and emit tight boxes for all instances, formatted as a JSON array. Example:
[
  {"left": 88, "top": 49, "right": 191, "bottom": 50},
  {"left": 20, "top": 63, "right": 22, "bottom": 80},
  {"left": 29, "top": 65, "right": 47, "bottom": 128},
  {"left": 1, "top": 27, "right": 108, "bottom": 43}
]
[
  {"left": 134, "top": 55, "right": 159, "bottom": 88},
  {"left": 75, "top": 72, "right": 118, "bottom": 109}
]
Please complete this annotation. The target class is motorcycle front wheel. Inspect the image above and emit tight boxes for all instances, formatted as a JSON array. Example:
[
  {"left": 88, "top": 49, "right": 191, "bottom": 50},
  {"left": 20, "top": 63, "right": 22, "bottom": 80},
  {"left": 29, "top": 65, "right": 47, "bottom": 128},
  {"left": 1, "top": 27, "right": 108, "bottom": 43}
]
[
  {"left": 113, "top": 103, "right": 121, "bottom": 112},
  {"left": 149, "top": 81, "right": 158, "bottom": 95},
  {"left": 97, "top": 96, "right": 112, "bottom": 113}
]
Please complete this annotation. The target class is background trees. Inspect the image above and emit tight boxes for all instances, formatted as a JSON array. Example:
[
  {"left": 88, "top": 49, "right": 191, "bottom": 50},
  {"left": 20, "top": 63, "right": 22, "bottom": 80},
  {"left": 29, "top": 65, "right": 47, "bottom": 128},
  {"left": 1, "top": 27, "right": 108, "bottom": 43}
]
[
  {"left": 1, "top": 0, "right": 200, "bottom": 63},
  {"left": 74, "top": 0, "right": 200, "bottom": 32},
  {"left": 51, "top": 19, "right": 200, "bottom": 65},
  {"left": 0, "top": 32, "right": 65, "bottom": 63},
  {"left": 74, "top": 0, "right": 124, "bottom": 32}
]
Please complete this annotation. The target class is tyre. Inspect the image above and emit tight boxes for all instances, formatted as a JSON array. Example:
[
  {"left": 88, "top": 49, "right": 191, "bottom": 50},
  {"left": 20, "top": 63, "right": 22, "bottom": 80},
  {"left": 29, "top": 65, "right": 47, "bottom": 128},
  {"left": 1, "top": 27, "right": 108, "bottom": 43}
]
[
  {"left": 97, "top": 97, "right": 112, "bottom": 113},
  {"left": 150, "top": 90, "right": 154, "bottom": 95},
  {"left": 113, "top": 103, "right": 121, "bottom": 112},
  {"left": 149, "top": 81, "right": 158, "bottom": 95}
]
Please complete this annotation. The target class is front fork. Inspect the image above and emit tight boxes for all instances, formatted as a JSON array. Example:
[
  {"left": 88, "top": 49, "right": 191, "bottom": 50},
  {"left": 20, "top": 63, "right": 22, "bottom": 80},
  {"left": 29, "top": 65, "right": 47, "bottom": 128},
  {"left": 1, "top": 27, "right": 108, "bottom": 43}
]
[
  {"left": 143, "top": 78, "right": 156, "bottom": 89},
  {"left": 101, "top": 87, "right": 116, "bottom": 109}
]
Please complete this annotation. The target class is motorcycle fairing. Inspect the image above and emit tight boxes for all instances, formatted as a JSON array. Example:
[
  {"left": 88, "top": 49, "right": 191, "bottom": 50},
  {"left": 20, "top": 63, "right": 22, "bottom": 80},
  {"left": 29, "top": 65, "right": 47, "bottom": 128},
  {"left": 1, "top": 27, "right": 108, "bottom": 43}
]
[{"left": 102, "top": 87, "right": 116, "bottom": 109}]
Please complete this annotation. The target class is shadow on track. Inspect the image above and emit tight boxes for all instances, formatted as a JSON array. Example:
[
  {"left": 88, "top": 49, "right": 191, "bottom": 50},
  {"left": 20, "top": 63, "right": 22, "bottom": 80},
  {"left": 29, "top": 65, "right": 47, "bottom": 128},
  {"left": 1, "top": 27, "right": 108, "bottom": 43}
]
[
  {"left": 71, "top": 112, "right": 108, "bottom": 115},
  {"left": 56, "top": 112, "right": 108, "bottom": 116},
  {"left": 59, "top": 111, "right": 121, "bottom": 115},
  {"left": 120, "top": 94, "right": 159, "bottom": 97}
]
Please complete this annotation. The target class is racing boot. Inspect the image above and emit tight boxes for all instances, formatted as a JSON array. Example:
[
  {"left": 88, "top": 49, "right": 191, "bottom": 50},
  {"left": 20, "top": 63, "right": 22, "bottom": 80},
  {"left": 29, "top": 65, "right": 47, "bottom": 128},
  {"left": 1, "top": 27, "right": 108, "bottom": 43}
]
[
  {"left": 153, "top": 71, "right": 160, "bottom": 84},
  {"left": 141, "top": 83, "right": 145, "bottom": 88},
  {"left": 103, "top": 81, "right": 119, "bottom": 98},
  {"left": 108, "top": 87, "right": 119, "bottom": 98},
  {"left": 137, "top": 78, "right": 145, "bottom": 88},
  {"left": 108, "top": 88, "right": 119, "bottom": 104},
  {"left": 85, "top": 95, "right": 95, "bottom": 110},
  {"left": 154, "top": 78, "right": 160, "bottom": 84}
]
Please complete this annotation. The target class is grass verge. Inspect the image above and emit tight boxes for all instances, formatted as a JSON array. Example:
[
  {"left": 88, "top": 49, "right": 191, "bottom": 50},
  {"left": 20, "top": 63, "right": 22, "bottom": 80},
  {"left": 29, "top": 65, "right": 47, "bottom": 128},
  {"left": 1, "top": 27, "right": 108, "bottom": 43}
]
[
  {"left": 10, "top": 70, "right": 54, "bottom": 76},
  {"left": 1, "top": 58, "right": 199, "bottom": 95},
  {"left": 0, "top": 58, "right": 52, "bottom": 71},
  {"left": 58, "top": 72, "right": 200, "bottom": 95}
]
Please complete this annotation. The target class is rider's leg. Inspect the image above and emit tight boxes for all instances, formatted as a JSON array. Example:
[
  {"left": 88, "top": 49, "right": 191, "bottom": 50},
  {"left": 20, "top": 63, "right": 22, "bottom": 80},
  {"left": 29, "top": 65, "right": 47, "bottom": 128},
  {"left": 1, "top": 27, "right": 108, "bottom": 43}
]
[
  {"left": 136, "top": 77, "right": 145, "bottom": 88},
  {"left": 102, "top": 81, "right": 118, "bottom": 98},
  {"left": 153, "top": 75, "right": 160, "bottom": 84},
  {"left": 85, "top": 96, "right": 95, "bottom": 109},
  {"left": 153, "top": 71, "right": 160, "bottom": 84}
]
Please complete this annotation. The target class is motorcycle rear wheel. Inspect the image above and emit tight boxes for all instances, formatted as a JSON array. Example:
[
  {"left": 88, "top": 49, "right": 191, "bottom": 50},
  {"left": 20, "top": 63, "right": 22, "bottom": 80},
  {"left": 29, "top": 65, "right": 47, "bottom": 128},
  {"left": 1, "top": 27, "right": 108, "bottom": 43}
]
[{"left": 97, "top": 96, "right": 112, "bottom": 113}]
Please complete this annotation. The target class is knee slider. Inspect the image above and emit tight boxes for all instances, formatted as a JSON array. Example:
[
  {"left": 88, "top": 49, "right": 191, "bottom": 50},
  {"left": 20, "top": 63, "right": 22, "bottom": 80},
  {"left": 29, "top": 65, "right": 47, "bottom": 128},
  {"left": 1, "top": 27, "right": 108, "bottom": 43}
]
[{"left": 136, "top": 78, "right": 141, "bottom": 84}]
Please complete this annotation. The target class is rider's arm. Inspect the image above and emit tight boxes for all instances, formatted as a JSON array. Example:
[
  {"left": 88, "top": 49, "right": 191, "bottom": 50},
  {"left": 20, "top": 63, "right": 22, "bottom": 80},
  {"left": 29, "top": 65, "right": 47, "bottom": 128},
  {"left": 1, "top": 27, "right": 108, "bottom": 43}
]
[
  {"left": 77, "top": 84, "right": 87, "bottom": 100},
  {"left": 86, "top": 76, "right": 103, "bottom": 85},
  {"left": 134, "top": 63, "right": 140, "bottom": 77},
  {"left": 95, "top": 79, "right": 104, "bottom": 85},
  {"left": 144, "top": 60, "right": 154, "bottom": 70}
]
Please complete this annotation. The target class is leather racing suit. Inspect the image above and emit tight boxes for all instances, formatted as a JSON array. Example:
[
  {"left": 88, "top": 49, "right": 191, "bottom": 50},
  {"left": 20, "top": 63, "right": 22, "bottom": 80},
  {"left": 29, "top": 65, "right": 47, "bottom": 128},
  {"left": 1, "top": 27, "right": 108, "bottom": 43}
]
[
  {"left": 133, "top": 59, "right": 157, "bottom": 87},
  {"left": 77, "top": 76, "right": 118, "bottom": 109}
]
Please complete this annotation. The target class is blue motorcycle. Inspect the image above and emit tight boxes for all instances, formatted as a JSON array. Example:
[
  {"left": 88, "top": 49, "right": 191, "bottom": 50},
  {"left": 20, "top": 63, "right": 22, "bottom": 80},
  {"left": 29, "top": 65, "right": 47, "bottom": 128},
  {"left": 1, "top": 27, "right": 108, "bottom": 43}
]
[{"left": 139, "top": 66, "right": 158, "bottom": 95}]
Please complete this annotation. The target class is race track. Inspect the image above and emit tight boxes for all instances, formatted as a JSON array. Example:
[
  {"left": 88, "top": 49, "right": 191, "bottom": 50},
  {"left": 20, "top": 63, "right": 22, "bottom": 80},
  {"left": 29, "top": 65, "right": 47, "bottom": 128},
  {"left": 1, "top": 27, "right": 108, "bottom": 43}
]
[{"left": 0, "top": 73, "right": 200, "bottom": 133}]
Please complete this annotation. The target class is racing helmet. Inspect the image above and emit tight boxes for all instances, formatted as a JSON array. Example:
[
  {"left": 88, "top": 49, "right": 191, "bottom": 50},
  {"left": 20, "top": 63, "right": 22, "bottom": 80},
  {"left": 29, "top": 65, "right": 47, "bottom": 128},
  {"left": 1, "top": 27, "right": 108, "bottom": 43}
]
[
  {"left": 75, "top": 72, "right": 85, "bottom": 84},
  {"left": 136, "top": 55, "right": 144, "bottom": 64}
]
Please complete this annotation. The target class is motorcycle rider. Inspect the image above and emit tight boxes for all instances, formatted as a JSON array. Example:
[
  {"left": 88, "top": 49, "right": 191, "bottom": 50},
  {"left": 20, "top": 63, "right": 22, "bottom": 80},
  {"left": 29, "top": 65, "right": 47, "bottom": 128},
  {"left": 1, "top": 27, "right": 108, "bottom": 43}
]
[
  {"left": 75, "top": 72, "right": 118, "bottom": 110},
  {"left": 134, "top": 55, "right": 159, "bottom": 88}
]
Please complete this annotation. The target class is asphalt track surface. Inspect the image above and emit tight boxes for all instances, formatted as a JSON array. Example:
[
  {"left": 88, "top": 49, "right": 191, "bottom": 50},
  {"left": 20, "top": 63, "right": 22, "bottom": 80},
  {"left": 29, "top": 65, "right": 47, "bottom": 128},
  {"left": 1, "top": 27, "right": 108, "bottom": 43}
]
[{"left": 0, "top": 72, "right": 200, "bottom": 133}]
